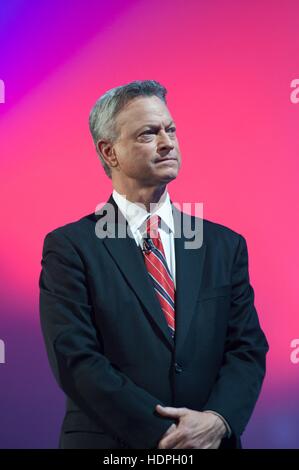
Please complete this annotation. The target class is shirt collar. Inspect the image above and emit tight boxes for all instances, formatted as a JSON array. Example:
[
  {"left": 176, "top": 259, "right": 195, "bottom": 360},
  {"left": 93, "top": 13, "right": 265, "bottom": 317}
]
[{"left": 112, "top": 187, "right": 174, "bottom": 237}]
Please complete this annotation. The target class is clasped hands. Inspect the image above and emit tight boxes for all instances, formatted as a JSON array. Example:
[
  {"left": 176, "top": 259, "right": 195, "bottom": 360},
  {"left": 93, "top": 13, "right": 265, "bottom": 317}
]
[{"left": 156, "top": 404, "right": 227, "bottom": 449}]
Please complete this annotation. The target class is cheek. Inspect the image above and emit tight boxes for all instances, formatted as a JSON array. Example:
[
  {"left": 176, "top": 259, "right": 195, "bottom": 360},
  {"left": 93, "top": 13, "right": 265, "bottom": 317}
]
[
  {"left": 117, "top": 145, "right": 154, "bottom": 174},
  {"left": 132, "top": 144, "right": 155, "bottom": 164}
]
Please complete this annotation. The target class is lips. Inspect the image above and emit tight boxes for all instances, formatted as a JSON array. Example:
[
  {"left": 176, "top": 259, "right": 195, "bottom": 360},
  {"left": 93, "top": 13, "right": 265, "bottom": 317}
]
[{"left": 155, "top": 158, "right": 177, "bottom": 163}]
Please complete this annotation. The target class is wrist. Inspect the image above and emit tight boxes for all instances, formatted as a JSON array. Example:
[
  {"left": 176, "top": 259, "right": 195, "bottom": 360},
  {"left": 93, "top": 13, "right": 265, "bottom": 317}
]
[
  {"left": 214, "top": 415, "right": 227, "bottom": 438},
  {"left": 204, "top": 411, "right": 228, "bottom": 438}
]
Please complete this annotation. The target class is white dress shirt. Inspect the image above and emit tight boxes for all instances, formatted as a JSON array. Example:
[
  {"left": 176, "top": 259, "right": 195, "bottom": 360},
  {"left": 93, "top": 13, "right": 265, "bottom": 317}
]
[{"left": 112, "top": 187, "right": 176, "bottom": 287}]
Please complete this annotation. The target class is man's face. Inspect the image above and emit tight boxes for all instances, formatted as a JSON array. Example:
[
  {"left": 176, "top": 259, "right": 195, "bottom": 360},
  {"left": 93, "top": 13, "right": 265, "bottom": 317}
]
[{"left": 111, "top": 96, "right": 181, "bottom": 187}]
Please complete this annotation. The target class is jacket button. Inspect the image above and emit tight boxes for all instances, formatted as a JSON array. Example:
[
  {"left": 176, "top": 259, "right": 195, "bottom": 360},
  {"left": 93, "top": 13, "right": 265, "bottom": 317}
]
[{"left": 174, "top": 362, "right": 183, "bottom": 373}]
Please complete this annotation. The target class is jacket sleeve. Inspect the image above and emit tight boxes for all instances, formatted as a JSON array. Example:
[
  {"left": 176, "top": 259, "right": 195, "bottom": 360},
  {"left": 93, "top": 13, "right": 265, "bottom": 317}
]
[
  {"left": 202, "top": 234, "right": 269, "bottom": 438},
  {"left": 39, "top": 229, "right": 176, "bottom": 449}
]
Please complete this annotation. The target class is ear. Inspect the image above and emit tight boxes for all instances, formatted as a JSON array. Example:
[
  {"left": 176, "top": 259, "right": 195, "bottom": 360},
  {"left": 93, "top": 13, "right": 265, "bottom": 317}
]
[{"left": 97, "top": 139, "right": 118, "bottom": 169}]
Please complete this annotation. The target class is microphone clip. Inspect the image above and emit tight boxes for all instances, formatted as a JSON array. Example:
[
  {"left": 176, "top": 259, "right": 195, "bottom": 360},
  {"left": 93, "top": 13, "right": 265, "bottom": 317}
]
[{"left": 142, "top": 237, "right": 154, "bottom": 254}]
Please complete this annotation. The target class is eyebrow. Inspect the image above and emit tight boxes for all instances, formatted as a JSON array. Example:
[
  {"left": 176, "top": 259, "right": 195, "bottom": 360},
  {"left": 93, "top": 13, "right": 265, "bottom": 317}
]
[{"left": 135, "top": 120, "right": 175, "bottom": 134}]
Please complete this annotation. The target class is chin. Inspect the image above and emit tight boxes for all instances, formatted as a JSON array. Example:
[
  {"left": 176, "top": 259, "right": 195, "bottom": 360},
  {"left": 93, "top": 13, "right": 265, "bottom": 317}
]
[{"left": 156, "top": 171, "right": 178, "bottom": 184}]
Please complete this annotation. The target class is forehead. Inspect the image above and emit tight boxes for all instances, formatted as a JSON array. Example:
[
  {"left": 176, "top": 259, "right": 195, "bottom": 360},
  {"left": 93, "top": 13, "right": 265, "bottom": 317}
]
[{"left": 115, "top": 96, "right": 172, "bottom": 135}]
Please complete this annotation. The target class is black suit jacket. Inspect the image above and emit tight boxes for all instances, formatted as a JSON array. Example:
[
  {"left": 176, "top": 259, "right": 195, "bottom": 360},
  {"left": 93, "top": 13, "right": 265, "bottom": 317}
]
[{"left": 39, "top": 194, "right": 268, "bottom": 449}]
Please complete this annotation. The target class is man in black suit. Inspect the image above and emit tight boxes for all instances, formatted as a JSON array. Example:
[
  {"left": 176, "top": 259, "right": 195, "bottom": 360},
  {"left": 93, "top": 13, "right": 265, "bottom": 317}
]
[{"left": 39, "top": 80, "right": 268, "bottom": 449}]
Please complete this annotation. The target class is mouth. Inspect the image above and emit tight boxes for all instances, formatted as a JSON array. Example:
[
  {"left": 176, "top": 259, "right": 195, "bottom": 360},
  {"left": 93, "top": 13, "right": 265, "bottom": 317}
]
[{"left": 155, "top": 157, "right": 177, "bottom": 164}]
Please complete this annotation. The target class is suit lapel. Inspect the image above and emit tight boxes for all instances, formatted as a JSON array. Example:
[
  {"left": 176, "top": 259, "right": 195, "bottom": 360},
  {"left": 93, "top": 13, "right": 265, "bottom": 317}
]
[{"left": 172, "top": 204, "right": 206, "bottom": 357}]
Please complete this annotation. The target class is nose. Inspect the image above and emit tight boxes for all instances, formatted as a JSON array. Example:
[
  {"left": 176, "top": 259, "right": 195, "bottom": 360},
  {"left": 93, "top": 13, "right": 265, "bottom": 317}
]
[{"left": 157, "top": 129, "right": 175, "bottom": 155}]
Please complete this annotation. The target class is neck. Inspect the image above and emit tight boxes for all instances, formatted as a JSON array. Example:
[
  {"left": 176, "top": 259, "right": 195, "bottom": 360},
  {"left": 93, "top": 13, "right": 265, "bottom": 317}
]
[{"left": 113, "top": 183, "right": 167, "bottom": 212}]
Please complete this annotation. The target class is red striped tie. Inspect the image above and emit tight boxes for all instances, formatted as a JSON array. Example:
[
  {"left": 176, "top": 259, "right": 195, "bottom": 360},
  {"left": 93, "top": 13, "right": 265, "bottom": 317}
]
[{"left": 142, "top": 214, "right": 175, "bottom": 338}]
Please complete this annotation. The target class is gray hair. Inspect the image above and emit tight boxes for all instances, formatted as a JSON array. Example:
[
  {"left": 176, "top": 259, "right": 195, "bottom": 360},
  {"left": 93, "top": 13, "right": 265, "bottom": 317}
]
[{"left": 89, "top": 80, "right": 168, "bottom": 179}]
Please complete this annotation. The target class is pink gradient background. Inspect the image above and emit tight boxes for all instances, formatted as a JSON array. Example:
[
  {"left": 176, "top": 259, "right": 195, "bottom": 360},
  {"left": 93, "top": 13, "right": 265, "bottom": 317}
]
[{"left": 0, "top": 0, "right": 298, "bottom": 448}]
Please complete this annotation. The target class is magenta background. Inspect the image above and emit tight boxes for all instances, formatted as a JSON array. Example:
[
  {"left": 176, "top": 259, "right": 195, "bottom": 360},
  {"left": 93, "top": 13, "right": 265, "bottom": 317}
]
[{"left": 1, "top": 0, "right": 299, "bottom": 448}]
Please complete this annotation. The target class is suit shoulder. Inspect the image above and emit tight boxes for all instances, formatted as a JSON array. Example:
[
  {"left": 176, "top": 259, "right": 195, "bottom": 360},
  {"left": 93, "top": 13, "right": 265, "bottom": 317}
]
[
  {"left": 200, "top": 216, "right": 246, "bottom": 252},
  {"left": 174, "top": 206, "right": 244, "bottom": 245},
  {"left": 202, "top": 217, "right": 241, "bottom": 240},
  {"left": 43, "top": 212, "right": 96, "bottom": 243},
  {"left": 199, "top": 218, "right": 248, "bottom": 261}
]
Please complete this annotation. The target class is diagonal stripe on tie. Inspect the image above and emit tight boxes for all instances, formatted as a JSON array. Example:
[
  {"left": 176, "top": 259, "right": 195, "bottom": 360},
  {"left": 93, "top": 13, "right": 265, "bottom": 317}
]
[
  {"left": 149, "top": 244, "right": 174, "bottom": 280},
  {"left": 146, "top": 256, "right": 175, "bottom": 295},
  {"left": 149, "top": 274, "right": 175, "bottom": 309}
]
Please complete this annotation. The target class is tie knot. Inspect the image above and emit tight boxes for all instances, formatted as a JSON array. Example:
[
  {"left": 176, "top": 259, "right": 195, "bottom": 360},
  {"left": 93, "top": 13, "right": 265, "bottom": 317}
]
[{"left": 146, "top": 214, "right": 160, "bottom": 238}]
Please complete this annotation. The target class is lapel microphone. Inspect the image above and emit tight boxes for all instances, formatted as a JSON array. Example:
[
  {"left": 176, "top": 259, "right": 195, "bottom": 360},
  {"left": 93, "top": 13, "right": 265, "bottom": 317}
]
[{"left": 142, "top": 237, "right": 154, "bottom": 254}]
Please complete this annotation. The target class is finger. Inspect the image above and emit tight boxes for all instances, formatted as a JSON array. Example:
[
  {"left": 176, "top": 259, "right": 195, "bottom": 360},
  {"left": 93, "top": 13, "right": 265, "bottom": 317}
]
[
  {"left": 210, "top": 439, "right": 222, "bottom": 449},
  {"left": 173, "top": 441, "right": 186, "bottom": 449},
  {"left": 163, "top": 423, "right": 177, "bottom": 437},
  {"left": 158, "top": 431, "right": 182, "bottom": 449},
  {"left": 156, "top": 405, "right": 187, "bottom": 417}
]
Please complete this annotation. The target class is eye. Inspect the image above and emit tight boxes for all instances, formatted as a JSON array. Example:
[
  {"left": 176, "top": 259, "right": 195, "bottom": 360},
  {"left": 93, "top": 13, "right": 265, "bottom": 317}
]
[
  {"left": 138, "top": 127, "right": 176, "bottom": 138},
  {"left": 138, "top": 130, "right": 156, "bottom": 140}
]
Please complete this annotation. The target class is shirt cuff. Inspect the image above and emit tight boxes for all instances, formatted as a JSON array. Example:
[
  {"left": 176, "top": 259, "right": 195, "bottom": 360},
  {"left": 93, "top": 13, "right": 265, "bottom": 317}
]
[{"left": 204, "top": 410, "right": 232, "bottom": 439}]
